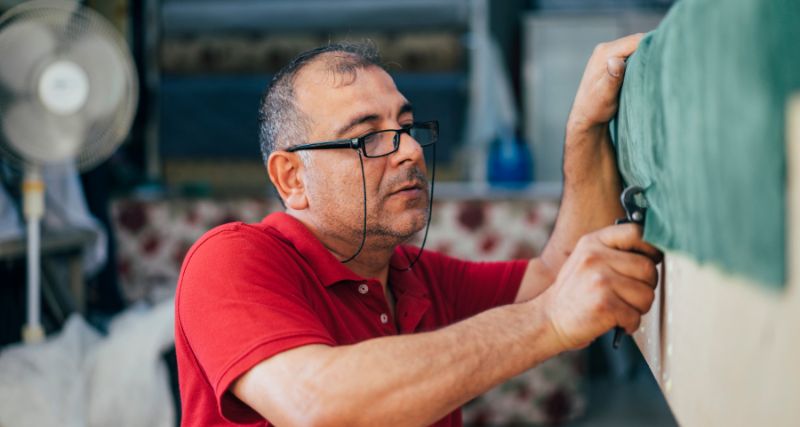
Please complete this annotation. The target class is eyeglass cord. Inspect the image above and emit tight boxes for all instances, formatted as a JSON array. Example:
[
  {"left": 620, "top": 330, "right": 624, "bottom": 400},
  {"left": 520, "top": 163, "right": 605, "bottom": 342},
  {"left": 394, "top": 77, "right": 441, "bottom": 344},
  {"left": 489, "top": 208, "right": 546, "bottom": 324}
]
[{"left": 340, "top": 143, "right": 436, "bottom": 271}]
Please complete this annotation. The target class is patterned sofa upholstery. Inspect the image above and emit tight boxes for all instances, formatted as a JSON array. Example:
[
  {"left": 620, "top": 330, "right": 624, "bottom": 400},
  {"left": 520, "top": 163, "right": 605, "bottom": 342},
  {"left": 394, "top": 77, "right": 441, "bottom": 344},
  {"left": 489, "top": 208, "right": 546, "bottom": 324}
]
[{"left": 111, "top": 196, "right": 585, "bottom": 425}]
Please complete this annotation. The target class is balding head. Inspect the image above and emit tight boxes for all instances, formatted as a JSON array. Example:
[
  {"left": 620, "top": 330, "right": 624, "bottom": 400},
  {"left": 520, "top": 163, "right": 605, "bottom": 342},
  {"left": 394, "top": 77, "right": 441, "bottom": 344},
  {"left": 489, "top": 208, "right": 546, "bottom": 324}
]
[{"left": 257, "top": 42, "right": 385, "bottom": 163}]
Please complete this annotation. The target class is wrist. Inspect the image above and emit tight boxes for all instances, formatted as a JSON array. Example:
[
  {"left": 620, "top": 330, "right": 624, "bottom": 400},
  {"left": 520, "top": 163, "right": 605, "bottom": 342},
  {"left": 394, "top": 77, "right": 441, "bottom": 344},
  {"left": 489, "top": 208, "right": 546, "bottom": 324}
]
[
  {"left": 525, "top": 294, "right": 571, "bottom": 356},
  {"left": 565, "top": 119, "right": 607, "bottom": 145},
  {"left": 562, "top": 124, "right": 615, "bottom": 185}
]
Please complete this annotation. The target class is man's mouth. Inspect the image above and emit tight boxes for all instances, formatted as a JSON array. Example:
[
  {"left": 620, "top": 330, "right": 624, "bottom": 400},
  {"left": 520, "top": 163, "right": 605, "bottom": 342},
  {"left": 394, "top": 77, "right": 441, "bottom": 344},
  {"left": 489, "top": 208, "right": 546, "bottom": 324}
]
[{"left": 389, "top": 180, "right": 428, "bottom": 200}]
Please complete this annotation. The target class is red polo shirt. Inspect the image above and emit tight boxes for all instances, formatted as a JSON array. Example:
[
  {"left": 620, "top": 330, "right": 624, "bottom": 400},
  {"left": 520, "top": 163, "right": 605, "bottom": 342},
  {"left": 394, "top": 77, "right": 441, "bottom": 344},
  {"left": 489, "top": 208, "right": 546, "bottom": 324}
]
[{"left": 175, "top": 212, "right": 527, "bottom": 426}]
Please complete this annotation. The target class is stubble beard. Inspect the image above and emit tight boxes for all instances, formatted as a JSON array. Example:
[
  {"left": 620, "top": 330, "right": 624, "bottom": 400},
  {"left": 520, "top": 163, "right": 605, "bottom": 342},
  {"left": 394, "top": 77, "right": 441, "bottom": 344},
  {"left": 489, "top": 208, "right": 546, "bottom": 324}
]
[
  {"left": 366, "top": 199, "right": 429, "bottom": 248},
  {"left": 366, "top": 166, "right": 430, "bottom": 247},
  {"left": 318, "top": 166, "right": 430, "bottom": 252}
]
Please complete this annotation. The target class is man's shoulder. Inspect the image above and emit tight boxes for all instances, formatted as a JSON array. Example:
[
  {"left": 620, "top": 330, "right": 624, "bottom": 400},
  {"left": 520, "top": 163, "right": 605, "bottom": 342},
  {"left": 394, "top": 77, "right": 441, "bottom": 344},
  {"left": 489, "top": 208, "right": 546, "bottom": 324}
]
[
  {"left": 180, "top": 216, "right": 293, "bottom": 274},
  {"left": 192, "top": 220, "right": 282, "bottom": 251},
  {"left": 176, "top": 216, "right": 305, "bottom": 305}
]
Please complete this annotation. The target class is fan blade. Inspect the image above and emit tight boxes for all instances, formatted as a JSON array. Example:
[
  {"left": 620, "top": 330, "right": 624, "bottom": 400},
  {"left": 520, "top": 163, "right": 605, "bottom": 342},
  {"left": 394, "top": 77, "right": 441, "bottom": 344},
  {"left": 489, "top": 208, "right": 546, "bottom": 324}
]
[
  {"left": 0, "top": 21, "right": 56, "bottom": 93},
  {"left": 2, "top": 99, "right": 85, "bottom": 165},
  {"left": 68, "top": 33, "right": 128, "bottom": 120}
]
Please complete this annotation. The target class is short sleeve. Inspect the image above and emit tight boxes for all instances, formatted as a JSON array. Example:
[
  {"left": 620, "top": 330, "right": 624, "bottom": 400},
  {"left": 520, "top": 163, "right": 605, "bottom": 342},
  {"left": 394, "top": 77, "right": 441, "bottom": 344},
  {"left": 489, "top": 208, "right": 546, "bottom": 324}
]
[
  {"left": 176, "top": 224, "right": 335, "bottom": 423},
  {"left": 423, "top": 250, "right": 528, "bottom": 323}
]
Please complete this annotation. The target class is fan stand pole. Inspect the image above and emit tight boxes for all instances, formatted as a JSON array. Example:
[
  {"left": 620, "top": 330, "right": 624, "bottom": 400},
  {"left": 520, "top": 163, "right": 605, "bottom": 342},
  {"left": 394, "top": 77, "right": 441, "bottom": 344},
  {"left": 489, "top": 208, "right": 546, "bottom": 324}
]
[{"left": 21, "top": 165, "right": 45, "bottom": 344}]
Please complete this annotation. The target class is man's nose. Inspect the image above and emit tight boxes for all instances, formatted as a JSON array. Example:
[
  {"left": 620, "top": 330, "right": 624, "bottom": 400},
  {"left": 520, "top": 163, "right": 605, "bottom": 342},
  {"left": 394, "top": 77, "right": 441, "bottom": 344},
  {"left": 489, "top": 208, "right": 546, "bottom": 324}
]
[{"left": 391, "top": 131, "right": 424, "bottom": 165}]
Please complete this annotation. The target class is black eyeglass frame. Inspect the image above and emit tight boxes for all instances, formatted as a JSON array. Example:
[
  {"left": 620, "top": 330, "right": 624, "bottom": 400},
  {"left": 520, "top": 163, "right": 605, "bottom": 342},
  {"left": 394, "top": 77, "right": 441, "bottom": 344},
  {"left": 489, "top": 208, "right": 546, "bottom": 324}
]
[{"left": 285, "top": 121, "right": 438, "bottom": 158}]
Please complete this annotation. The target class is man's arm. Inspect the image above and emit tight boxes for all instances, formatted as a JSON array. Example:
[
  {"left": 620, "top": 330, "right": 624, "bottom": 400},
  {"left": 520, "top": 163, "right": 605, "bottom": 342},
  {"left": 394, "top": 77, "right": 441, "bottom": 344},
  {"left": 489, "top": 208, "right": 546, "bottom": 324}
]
[
  {"left": 234, "top": 224, "right": 658, "bottom": 427},
  {"left": 516, "top": 33, "right": 644, "bottom": 303},
  {"left": 234, "top": 298, "right": 560, "bottom": 427}
]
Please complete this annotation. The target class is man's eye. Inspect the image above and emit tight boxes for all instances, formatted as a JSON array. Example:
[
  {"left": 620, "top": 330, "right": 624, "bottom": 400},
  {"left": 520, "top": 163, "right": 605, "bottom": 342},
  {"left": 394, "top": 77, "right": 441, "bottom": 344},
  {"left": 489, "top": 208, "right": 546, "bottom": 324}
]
[
  {"left": 354, "top": 129, "right": 376, "bottom": 139},
  {"left": 361, "top": 132, "right": 381, "bottom": 144}
]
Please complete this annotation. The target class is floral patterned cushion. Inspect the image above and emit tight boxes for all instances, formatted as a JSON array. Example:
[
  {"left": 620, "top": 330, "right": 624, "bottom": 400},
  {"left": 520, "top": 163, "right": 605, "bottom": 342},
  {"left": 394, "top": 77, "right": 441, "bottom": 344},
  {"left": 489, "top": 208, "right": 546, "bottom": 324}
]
[{"left": 111, "top": 196, "right": 585, "bottom": 425}]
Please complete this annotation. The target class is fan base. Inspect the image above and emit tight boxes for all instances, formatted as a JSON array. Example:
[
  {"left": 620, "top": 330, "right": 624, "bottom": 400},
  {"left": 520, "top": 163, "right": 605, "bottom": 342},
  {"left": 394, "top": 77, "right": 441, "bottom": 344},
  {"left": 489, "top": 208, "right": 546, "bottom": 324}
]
[{"left": 22, "top": 323, "right": 44, "bottom": 344}]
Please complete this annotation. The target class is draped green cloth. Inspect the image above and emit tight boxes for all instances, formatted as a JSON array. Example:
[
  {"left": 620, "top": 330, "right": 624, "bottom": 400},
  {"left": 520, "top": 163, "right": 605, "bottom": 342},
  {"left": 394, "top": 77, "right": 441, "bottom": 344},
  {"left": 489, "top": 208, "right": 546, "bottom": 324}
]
[{"left": 611, "top": 0, "right": 800, "bottom": 287}]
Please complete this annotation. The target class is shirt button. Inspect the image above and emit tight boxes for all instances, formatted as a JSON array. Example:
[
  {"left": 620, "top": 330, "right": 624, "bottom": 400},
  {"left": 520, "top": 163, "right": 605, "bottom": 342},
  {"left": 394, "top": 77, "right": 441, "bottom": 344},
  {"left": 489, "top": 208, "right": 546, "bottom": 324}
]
[
  {"left": 358, "top": 284, "right": 369, "bottom": 294},
  {"left": 380, "top": 313, "right": 389, "bottom": 324}
]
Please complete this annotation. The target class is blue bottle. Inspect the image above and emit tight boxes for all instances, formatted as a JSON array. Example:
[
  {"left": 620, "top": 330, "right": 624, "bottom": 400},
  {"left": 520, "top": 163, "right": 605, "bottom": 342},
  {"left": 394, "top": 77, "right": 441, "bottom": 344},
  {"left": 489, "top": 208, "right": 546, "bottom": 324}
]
[{"left": 487, "top": 128, "right": 533, "bottom": 188}]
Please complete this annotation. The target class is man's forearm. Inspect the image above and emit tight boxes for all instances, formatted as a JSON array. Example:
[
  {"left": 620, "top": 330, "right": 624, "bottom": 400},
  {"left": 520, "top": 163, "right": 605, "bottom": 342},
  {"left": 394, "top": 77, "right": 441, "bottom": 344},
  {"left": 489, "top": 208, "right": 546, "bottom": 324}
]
[
  {"left": 315, "top": 299, "right": 562, "bottom": 426},
  {"left": 540, "top": 123, "right": 624, "bottom": 274},
  {"left": 239, "top": 297, "right": 564, "bottom": 427}
]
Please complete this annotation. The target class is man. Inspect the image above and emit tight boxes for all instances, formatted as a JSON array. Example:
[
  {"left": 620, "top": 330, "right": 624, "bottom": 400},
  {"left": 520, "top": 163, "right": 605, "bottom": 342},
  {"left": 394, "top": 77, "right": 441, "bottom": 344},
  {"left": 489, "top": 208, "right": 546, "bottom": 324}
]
[{"left": 176, "top": 34, "right": 660, "bottom": 427}]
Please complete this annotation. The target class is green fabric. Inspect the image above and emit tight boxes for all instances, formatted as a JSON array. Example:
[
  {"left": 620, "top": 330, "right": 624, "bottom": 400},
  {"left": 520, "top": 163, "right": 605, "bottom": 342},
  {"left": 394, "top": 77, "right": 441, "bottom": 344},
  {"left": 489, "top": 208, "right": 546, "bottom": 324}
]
[{"left": 611, "top": 0, "right": 800, "bottom": 287}]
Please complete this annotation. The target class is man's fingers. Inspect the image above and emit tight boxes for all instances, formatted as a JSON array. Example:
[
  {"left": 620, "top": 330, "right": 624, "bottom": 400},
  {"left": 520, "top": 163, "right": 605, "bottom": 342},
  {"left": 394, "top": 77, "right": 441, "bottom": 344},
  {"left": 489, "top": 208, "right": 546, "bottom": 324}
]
[
  {"left": 606, "top": 32, "right": 644, "bottom": 58},
  {"left": 608, "top": 272, "right": 657, "bottom": 314},
  {"left": 606, "top": 250, "right": 659, "bottom": 288},
  {"left": 609, "top": 296, "right": 643, "bottom": 335},
  {"left": 601, "top": 33, "right": 643, "bottom": 80},
  {"left": 595, "top": 223, "right": 663, "bottom": 263}
]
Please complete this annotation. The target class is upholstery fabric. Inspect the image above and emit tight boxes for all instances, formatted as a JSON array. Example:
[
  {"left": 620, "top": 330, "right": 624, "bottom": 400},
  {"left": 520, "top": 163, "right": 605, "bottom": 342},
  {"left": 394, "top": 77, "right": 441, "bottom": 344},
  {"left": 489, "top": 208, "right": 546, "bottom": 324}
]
[{"left": 611, "top": 0, "right": 800, "bottom": 287}]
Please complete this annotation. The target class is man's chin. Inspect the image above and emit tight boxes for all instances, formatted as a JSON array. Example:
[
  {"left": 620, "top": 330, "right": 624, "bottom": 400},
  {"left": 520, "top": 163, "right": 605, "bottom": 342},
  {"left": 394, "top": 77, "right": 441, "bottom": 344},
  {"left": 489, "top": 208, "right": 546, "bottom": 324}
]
[
  {"left": 370, "top": 209, "right": 428, "bottom": 242},
  {"left": 394, "top": 210, "right": 429, "bottom": 239}
]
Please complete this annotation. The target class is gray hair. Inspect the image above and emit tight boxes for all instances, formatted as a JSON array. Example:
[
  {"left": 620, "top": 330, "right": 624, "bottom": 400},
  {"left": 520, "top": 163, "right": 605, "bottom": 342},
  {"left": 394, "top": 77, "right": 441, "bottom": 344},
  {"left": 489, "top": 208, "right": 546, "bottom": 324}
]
[{"left": 257, "top": 41, "right": 385, "bottom": 164}]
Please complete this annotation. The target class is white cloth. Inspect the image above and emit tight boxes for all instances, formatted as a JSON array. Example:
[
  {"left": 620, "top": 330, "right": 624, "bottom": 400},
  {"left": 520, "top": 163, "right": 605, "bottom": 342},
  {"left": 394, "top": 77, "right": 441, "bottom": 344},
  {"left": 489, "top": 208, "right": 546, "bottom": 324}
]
[
  {"left": 0, "top": 161, "right": 108, "bottom": 275},
  {"left": 42, "top": 162, "right": 107, "bottom": 276},
  {"left": 0, "top": 299, "right": 175, "bottom": 427}
]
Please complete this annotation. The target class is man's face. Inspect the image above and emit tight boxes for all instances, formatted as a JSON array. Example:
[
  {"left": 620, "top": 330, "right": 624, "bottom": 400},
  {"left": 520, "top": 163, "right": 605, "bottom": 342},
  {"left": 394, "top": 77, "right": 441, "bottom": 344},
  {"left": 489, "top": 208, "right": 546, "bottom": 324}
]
[{"left": 292, "top": 62, "right": 430, "bottom": 248}]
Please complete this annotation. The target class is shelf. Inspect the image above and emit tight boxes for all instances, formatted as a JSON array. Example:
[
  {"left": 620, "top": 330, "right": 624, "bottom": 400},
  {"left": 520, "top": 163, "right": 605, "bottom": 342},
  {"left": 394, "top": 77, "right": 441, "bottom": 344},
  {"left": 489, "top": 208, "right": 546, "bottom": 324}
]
[
  {"left": 159, "top": 72, "right": 468, "bottom": 161},
  {"left": 161, "top": 0, "right": 471, "bottom": 35},
  {"left": 434, "top": 181, "right": 562, "bottom": 201},
  {"left": 145, "top": 0, "right": 485, "bottom": 182}
]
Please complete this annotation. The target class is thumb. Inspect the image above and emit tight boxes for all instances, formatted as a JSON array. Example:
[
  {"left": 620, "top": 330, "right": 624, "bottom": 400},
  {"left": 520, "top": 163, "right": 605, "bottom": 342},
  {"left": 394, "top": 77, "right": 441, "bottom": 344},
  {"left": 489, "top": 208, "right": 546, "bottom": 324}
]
[{"left": 606, "top": 56, "right": 627, "bottom": 79}]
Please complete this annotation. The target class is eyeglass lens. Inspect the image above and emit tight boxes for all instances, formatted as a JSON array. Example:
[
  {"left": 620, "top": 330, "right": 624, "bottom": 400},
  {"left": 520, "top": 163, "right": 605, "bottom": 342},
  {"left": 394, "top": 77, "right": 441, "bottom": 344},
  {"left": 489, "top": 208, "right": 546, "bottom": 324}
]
[{"left": 363, "top": 125, "right": 436, "bottom": 157}]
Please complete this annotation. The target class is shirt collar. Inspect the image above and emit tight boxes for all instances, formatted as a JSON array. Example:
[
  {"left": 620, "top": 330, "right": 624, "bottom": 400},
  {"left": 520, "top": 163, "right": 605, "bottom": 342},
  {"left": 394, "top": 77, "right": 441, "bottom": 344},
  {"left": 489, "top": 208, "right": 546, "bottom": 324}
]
[
  {"left": 388, "top": 247, "right": 431, "bottom": 299},
  {"left": 262, "top": 212, "right": 431, "bottom": 295},
  {"left": 262, "top": 212, "right": 363, "bottom": 286},
  {"left": 389, "top": 247, "right": 433, "bottom": 332}
]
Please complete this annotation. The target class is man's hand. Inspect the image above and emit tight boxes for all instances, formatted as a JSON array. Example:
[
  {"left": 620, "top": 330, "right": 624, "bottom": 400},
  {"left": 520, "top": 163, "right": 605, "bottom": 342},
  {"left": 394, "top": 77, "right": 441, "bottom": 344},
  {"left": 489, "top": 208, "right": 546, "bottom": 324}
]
[
  {"left": 540, "top": 223, "right": 662, "bottom": 351},
  {"left": 567, "top": 33, "right": 643, "bottom": 134}
]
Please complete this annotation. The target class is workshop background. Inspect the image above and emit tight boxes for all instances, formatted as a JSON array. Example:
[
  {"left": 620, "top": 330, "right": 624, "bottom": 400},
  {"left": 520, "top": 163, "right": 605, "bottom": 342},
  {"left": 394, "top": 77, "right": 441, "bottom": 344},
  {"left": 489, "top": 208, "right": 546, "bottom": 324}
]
[{"left": 0, "top": 0, "right": 678, "bottom": 426}]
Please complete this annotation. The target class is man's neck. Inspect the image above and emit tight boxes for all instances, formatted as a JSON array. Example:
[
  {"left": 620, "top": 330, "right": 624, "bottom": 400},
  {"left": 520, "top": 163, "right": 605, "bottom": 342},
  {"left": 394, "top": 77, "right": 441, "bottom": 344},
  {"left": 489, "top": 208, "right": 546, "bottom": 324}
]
[
  {"left": 289, "top": 211, "right": 396, "bottom": 287},
  {"left": 289, "top": 211, "right": 401, "bottom": 320}
]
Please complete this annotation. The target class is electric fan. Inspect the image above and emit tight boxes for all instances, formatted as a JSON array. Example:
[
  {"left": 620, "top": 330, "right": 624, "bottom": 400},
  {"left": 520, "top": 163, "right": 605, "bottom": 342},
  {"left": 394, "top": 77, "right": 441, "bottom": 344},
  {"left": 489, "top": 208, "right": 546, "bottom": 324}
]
[{"left": 0, "top": 1, "right": 138, "bottom": 343}]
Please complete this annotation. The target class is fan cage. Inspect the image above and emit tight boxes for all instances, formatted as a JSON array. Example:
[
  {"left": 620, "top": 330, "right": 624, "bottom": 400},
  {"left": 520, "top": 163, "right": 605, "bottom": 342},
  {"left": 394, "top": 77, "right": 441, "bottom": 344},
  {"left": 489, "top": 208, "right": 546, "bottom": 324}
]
[{"left": 0, "top": 0, "right": 138, "bottom": 172}]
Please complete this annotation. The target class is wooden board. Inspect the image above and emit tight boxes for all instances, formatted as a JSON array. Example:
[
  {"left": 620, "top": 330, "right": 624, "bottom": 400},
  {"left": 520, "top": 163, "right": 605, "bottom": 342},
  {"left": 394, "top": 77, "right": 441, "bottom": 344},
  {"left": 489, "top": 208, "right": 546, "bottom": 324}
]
[{"left": 633, "top": 95, "right": 800, "bottom": 426}]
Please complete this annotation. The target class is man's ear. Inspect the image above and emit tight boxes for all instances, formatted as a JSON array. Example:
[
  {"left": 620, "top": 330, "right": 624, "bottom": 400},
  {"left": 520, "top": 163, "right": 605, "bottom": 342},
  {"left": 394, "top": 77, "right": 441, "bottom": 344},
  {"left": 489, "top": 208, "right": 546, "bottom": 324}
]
[{"left": 267, "top": 151, "right": 309, "bottom": 210}]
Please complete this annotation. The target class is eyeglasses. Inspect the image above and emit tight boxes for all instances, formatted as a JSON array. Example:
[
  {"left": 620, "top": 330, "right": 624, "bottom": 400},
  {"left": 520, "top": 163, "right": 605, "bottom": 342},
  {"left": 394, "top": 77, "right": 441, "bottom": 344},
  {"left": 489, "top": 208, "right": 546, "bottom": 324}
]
[{"left": 286, "top": 121, "right": 438, "bottom": 158}]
